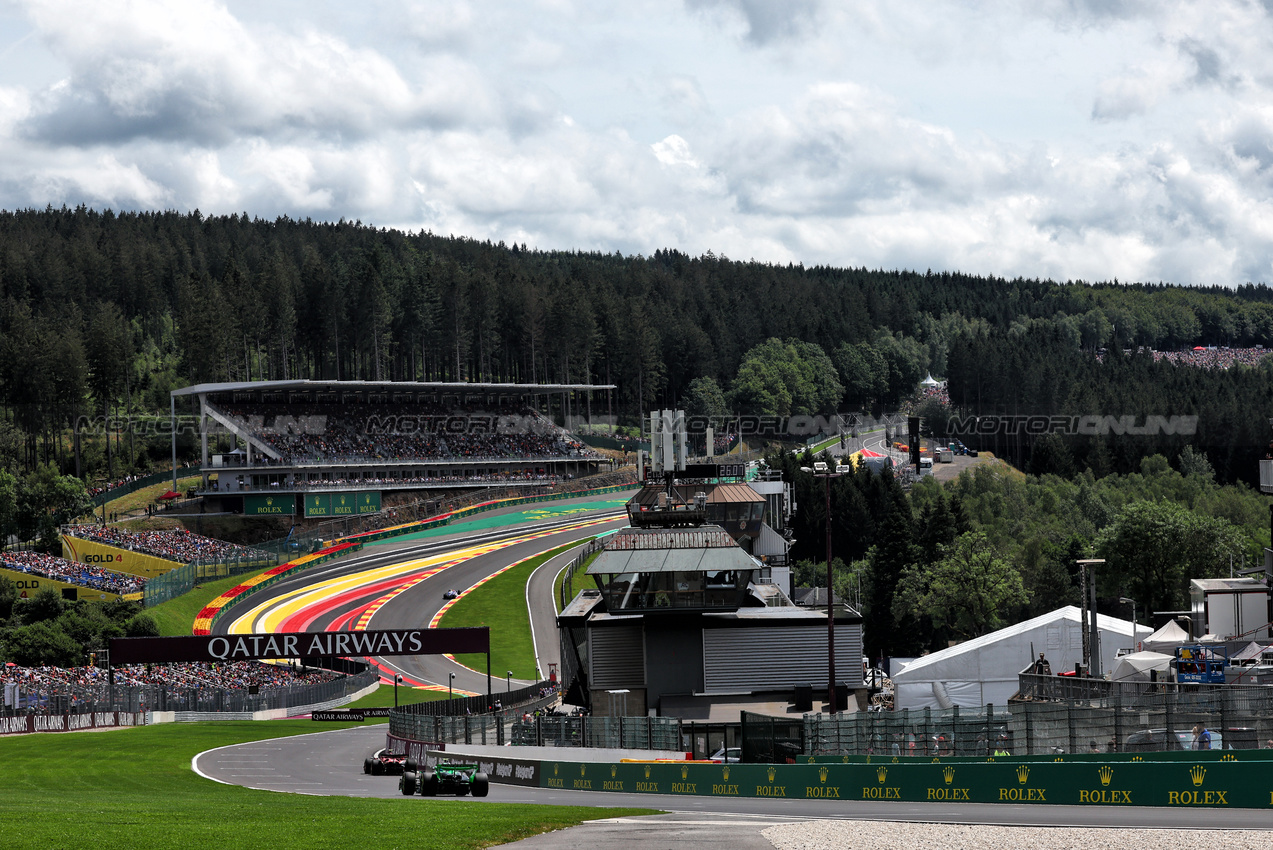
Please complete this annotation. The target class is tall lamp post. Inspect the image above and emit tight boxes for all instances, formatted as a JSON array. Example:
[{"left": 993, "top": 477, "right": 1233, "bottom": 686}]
[
  {"left": 448, "top": 671, "right": 455, "bottom": 701},
  {"left": 801, "top": 462, "right": 843, "bottom": 713},
  {"left": 506, "top": 671, "right": 513, "bottom": 693},
  {"left": 1119, "top": 597, "right": 1138, "bottom": 649},
  {"left": 394, "top": 673, "right": 402, "bottom": 707}
]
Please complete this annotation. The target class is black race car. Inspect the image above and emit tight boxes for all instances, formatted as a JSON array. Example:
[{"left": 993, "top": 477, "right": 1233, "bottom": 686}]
[{"left": 363, "top": 749, "right": 408, "bottom": 776}]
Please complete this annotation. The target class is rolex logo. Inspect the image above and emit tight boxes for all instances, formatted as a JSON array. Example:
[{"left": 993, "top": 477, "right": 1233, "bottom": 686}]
[
  {"left": 1190, "top": 765, "right": 1206, "bottom": 787},
  {"left": 1222, "top": 754, "right": 1236, "bottom": 762},
  {"left": 807, "top": 756, "right": 815, "bottom": 764},
  {"left": 1017, "top": 765, "right": 1030, "bottom": 785},
  {"left": 943, "top": 766, "right": 955, "bottom": 785},
  {"left": 1098, "top": 765, "right": 1113, "bottom": 787},
  {"left": 644, "top": 765, "right": 651, "bottom": 778},
  {"left": 553, "top": 764, "right": 559, "bottom": 776},
  {"left": 876, "top": 766, "right": 887, "bottom": 783},
  {"left": 722, "top": 766, "right": 730, "bottom": 781},
  {"left": 266, "top": 497, "right": 273, "bottom": 505},
  {"left": 581, "top": 765, "right": 586, "bottom": 777},
  {"left": 681, "top": 766, "right": 689, "bottom": 780},
  {"left": 767, "top": 767, "right": 776, "bottom": 782},
  {"left": 611, "top": 765, "right": 617, "bottom": 778},
  {"left": 817, "top": 766, "right": 828, "bottom": 783}
]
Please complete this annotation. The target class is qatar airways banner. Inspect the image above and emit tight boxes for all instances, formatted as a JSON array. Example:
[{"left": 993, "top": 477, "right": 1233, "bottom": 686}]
[{"left": 109, "top": 627, "right": 489, "bottom": 665}]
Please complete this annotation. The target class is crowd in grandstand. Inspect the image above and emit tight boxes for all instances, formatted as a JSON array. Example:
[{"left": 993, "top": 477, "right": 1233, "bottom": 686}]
[
  {"left": 65, "top": 526, "right": 264, "bottom": 565},
  {"left": 0, "top": 550, "right": 144, "bottom": 595},
  {"left": 219, "top": 402, "right": 600, "bottom": 464},
  {"left": 1, "top": 662, "right": 342, "bottom": 707},
  {"left": 1151, "top": 346, "right": 1271, "bottom": 369}
]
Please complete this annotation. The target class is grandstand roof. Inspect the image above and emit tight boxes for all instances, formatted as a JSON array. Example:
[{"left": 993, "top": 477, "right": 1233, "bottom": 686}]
[{"left": 171, "top": 379, "right": 617, "bottom": 398}]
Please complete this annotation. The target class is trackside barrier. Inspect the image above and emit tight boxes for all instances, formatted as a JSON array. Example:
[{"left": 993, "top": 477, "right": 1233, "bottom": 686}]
[
  {"left": 191, "top": 542, "right": 364, "bottom": 634},
  {"left": 527, "top": 754, "right": 1273, "bottom": 808},
  {"left": 0, "top": 712, "right": 146, "bottom": 735}
]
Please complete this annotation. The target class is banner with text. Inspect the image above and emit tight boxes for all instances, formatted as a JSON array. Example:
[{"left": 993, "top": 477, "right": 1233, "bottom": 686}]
[
  {"left": 109, "top": 627, "right": 490, "bottom": 664},
  {"left": 244, "top": 494, "right": 296, "bottom": 516}
]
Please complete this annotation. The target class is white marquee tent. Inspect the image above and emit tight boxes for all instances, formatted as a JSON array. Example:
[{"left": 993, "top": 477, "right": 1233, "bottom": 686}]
[
  {"left": 1109, "top": 650, "right": 1173, "bottom": 683},
  {"left": 1141, "top": 620, "right": 1190, "bottom": 654},
  {"left": 891, "top": 606, "right": 1150, "bottom": 710}
]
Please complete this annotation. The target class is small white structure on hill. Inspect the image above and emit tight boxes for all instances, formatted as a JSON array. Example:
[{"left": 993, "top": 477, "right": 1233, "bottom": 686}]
[{"left": 891, "top": 606, "right": 1149, "bottom": 710}]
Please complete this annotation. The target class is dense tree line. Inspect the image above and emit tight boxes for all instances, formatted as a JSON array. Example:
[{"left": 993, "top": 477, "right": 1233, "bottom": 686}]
[
  {"left": 779, "top": 446, "right": 1267, "bottom": 659},
  {"left": 3, "top": 206, "right": 1273, "bottom": 487},
  {"left": 0, "top": 583, "right": 157, "bottom": 667}
]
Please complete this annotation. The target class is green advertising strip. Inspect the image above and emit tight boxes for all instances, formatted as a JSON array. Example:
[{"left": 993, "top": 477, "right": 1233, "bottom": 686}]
[
  {"left": 537, "top": 757, "right": 1273, "bottom": 809},
  {"left": 304, "top": 494, "right": 332, "bottom": 518},
  {"left": 244, "top": 493, "right": 295, "bottom": 516}
]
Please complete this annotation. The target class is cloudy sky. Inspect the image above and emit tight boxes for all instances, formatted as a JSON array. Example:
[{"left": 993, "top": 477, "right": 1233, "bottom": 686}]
[{"left": 1, "top": 0, "right": 1272, "bottom": 286}]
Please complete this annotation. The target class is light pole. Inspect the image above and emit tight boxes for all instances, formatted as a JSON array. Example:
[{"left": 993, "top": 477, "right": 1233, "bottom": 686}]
[
  {"left": 506, "top": 671, "right": 513, "bottom": 693},
  {"left": 801, "top": 462, "right": 842, "bottom": 713},
  {"left": 1119, "top": 597, "right": 1138, "bottom": 648},
  {"left": 394, "top": 674, "right": 402, "bottom": 707},
  {"left": 448, "top": 672, "right": 455, "bottom": 701}
]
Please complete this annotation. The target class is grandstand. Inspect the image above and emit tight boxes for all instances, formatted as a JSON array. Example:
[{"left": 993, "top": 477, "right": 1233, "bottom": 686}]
[{"left": 170, "top": 380, "right": 617, "bottom": 518}]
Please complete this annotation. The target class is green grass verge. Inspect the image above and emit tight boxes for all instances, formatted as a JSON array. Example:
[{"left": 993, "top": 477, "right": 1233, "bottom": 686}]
[
  {"left": 144, "top": 569, "right": 273, "bottom": 636},
  {"left": 0, "top": 722, "right": 653, "bottom": 850},
  {"left": 96, "top": 474, "right": 203, "bottom": 519},
  {"left": 442, "top": 540, "right": 590, "bottom": 680}
]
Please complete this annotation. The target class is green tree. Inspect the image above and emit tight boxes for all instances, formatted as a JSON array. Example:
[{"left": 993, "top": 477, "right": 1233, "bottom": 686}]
[
  {"left": 13, "top": 587, "right": 66, "bottom": 624},
  {"left": 1095, "top": 501, "right": 1246, "bottom": 616},
  {"left": 682, "top": 376, "right": 729, "bottom": 418},
  {"left": 894, "top": 532, "right": 1028, "bottom": 640},
  {"left": 729, "top": 338, "right": 843, "bottom": 416},
  {"left": 124, "top": 613, "right": 160, "bottom": 637},
  {"left": 0, "top": 621, "right": 82, "bottom": 666},
  {"left": 16, "top": 463, "right": 91, "bottom": 539}
]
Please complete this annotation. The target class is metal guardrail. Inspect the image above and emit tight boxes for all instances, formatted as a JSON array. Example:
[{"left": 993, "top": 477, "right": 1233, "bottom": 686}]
[{"left": 557, "top": 538, "right": 605, "bottom": 610}]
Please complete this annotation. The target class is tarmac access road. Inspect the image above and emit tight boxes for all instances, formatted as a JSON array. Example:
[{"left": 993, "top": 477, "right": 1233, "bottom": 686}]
[{"left": 194, "top": 725, "right": 1273, "bottom": 834}]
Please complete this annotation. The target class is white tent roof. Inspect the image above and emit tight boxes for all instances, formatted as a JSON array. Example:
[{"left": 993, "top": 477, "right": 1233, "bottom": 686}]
[
  {"left": 1109, "top": 651, "right": 1173, "bottom": 682},
  {"left": 891, "top": 606, "right": 1149, "bottom": 710},
  {"left": 921, "top": 373, "right": 940, "bottom": 386},
  {"left": 1142, "top": 620, "right": 1190, "bottom": 653}
]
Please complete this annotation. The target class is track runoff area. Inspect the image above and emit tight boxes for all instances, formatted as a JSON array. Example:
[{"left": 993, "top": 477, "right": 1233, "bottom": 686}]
[{"left": 128, "top": 495, "right": 1273, "bottom": 830}]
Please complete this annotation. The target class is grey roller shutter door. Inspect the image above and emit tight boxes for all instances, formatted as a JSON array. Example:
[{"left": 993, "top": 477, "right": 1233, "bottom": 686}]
[
  {"left": 589, "top": 623, "right": 646, "bottom": 688},
  {"left": 702, "top": 625, "right": 863, "bottom": 692}
]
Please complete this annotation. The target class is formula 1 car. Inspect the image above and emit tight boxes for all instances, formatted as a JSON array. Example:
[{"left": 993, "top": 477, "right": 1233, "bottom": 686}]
[
  {"left": 363, "top": 750, "right": 408, "bottom": 776},
  {"left": 399, "top": 762, "right": 490, "bottom": 797}
]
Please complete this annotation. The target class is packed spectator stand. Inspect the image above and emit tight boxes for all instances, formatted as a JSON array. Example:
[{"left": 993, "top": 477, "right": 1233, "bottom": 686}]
[
  {"left": 65, "top": 526, "right": 266, "bottom": 565},
  {"left": 1151, "top": 346, "right": 1271, "bottom": 369},
  {"left": 0, "top": 550, "right": 144, "bottom": 595},
  {"left": 1, "top": 662, "right": 345, "bottom": 713},
  {"left": 221, "top": 401, "right": 601, "bottom": 465}
]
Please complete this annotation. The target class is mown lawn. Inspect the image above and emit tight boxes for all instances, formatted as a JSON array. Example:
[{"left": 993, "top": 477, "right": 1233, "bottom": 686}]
[
  {"left": 0, "top": 722, "right": 653, "bottom": 850},
  {"left": 441, "top": 540, "right": 589, "bottom": 679},
  {"left": 345, "top": 683, "right": 449, "bottom": 709}
]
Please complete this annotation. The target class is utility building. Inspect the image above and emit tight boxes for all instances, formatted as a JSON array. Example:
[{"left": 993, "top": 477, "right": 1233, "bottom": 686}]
[{"left": 557, "top": 495, "right": 862, "bottom": 719}]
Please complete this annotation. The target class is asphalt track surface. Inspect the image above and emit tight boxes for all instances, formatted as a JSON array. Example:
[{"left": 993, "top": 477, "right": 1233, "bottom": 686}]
[
  {"left": 198, "top": 490, "right": 1272, "bottom": 836},
  {"left": 195, "top": 724, "right": 1273, "bottom": 833},
  {"left": 213, "top": 493, "right": 629, "bottom": 696}
]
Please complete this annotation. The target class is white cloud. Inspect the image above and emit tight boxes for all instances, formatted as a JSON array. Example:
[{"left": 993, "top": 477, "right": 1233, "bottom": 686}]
[{"left": 0, "top": 0, "right": 1272, "bottom": 285}]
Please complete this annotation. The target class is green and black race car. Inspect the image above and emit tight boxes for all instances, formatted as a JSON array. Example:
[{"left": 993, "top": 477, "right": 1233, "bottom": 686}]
[{"left": 399, "top": 761, "right": 490, "bottom": 797}]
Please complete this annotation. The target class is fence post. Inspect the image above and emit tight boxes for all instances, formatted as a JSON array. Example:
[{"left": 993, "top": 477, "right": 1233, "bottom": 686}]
[
  {"left": 1067, "top": 701, "right": 1077, "bottom": 755},
  {"left": 1024, "top": 704, "right": 1034, "bottom": 756},
  {"left": 986, "top": 703, "right": 993, "bottom": 756}
]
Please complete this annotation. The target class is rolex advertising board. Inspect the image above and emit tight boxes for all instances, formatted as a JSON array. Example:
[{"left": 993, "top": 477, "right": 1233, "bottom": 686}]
[
  {"left": 304, "top": 494, "right": 332, "bottom": 518},
  {"left": 244, "top": 494, "right": 295, "bottom": 516}
]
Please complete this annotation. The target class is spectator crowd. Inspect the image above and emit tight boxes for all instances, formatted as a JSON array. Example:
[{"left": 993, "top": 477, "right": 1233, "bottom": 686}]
[
  {"left": 219, "top": 401, "right": 600, "bottom": 465},
  {"left": 0, "top": 550, "right": 144, "bottom": 595},
  {"left": 65, "top": 526, "right": 265, "bottom": 565},
  {"left": 1, "top": 662, "right": 342, "bottom": 709},
  {"left": 1151, "top": 346, "right": 1271, "bottom": 370}
]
